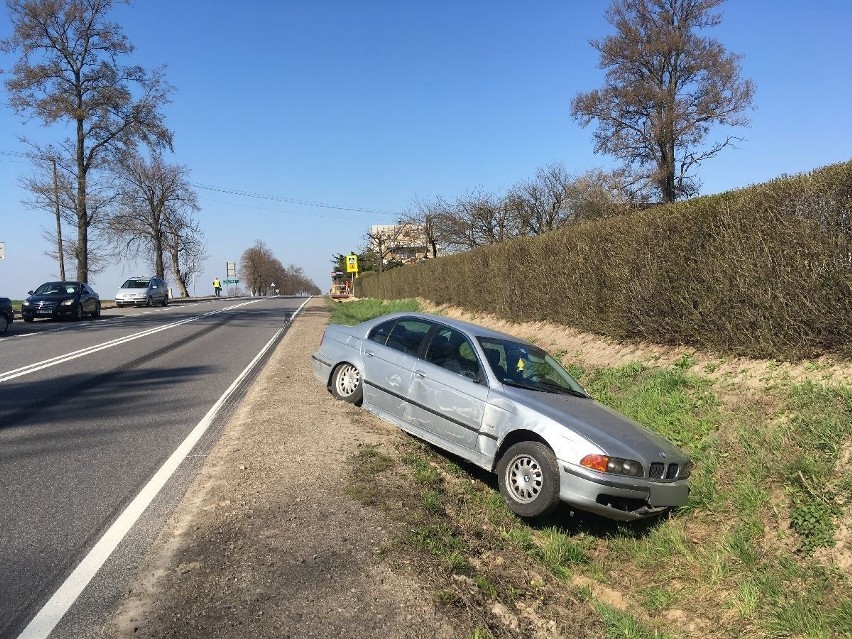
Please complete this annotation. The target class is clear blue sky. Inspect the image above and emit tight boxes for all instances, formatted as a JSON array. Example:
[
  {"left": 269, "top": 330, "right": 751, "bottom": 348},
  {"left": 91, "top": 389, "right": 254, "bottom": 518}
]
[{"left": 1, "top": 0, "right": 850, "bottom": 300}]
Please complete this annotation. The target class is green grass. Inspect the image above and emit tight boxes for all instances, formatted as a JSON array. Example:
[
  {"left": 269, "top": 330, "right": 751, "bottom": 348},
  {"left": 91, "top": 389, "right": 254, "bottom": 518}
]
[
  {"left": 595, "top": 603, "right": 672, "bottom": 639},
  {"left": 334, "top": 306, "right": 852, "bottom": 638},
  {"left": 327, "top": 297, "right": 419, "bottom": 325}
]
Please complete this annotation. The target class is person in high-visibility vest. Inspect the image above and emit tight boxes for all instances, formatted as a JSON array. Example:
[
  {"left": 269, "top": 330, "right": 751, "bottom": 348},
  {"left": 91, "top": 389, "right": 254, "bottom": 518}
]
[{"left": 213, "top": 278, "right": 221, "bottom": 296}]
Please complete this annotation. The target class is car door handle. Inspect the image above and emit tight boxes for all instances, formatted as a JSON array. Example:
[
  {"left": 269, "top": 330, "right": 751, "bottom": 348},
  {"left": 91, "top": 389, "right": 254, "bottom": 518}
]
[
  {"left": 364, "top": 350, "right": 375, "bottom": 357},
  {"left": 413, "top": 370, "right": 425, "bottom": 378}
]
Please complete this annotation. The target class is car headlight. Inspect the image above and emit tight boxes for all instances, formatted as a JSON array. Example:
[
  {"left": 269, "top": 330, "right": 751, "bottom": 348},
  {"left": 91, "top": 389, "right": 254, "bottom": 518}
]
[
  {"left": 61, "top": 299, "right": 75, "bottom": 306},
  {"left": 23, "top": 301, "right": 31, "bottom": 307},
  {"left": 580, "top": 454, "right": 645, "bottom": 478}
]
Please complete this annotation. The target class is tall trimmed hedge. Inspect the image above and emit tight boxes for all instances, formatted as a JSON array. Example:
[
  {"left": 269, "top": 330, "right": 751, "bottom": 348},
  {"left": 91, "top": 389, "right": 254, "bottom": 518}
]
[{"left": 361, "top": 162, "right": 852, "bottom": 359}]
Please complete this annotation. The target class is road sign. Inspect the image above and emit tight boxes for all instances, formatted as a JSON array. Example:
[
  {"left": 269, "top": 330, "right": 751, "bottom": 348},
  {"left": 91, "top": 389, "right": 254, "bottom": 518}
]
[
  {"left": 224, "top": 279, "right": 239, "bottom": 284},
  {"left": 346, "top": 254, "right": 358, "bottom": 273}
]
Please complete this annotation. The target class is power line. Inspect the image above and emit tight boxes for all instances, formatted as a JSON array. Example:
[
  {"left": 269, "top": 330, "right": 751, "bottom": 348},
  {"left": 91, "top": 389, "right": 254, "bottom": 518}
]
[
  {"left": 190, "top": 183, "right": 398, "bottom": 217},
  {"left": 197, "top": 195, "right": 396, "bottom": 222},
  {"left": 1, "top": 149, "right": 401, "bottom": 219}
]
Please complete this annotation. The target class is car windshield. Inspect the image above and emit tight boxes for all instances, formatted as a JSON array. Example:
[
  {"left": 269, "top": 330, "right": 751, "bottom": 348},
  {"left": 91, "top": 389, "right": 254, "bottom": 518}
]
[
  {"left": 121, "top": 279, "right": 150, "bottom": 289},
  {"left": 477, "top": 337, "right": 589, "bottom": 397},
  {"left": 34, "top": 282, "right": 76, "bottom": 295}
]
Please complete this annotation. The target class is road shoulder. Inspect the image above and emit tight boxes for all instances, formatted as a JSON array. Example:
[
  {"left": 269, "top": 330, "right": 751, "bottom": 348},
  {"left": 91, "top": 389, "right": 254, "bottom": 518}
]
[{"left": 103, "top": 297, "right": 455, "bottom": 638}]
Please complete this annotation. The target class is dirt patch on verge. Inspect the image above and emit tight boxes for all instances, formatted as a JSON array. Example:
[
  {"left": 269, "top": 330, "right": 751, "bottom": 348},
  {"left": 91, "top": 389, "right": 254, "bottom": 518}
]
[{"left": 103, "top": 299, "right": 456, "bottom": 638}]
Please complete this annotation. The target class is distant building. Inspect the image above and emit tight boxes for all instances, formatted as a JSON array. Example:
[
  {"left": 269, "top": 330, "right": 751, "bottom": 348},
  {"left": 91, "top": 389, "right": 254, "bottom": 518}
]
[{"left": 369, "top": 223, "right": 434, "bottom": 263}]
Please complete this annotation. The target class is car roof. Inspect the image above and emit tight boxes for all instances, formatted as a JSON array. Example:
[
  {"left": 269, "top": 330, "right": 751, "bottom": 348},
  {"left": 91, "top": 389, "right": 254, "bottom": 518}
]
[{"left": 366, "top": 311, "right": 532, "bottom": 344}]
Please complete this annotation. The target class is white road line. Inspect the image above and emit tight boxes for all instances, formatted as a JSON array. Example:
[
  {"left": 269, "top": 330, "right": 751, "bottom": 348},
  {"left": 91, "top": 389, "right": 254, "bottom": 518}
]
[
  {"left": 0, "top": 300, "right": 263, "bottom": 383},
  {"left": 16, "top": 325, "right": 286, "bottom": 639}
]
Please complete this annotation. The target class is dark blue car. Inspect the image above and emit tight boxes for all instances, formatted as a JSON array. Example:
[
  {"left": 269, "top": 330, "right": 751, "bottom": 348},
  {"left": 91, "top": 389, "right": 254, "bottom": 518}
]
[
  {"left": 0, "top": 297, "right": 12, "bottom": 334},
  {"left": 21, "top": 281, "right": 101, "bottom": 322}
]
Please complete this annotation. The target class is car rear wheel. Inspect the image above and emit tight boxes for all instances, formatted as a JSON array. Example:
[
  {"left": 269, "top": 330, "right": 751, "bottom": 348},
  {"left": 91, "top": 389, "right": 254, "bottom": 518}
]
[
  {"left": 162, "top": 295, "right": 169, "bottom": 306},
  {"left": 146, "top": 296, "right": 153, "bottom": 307},
  {"left": 0, "top": 315, "right": 8, "bottom": 334},
  {"left": 91, "top": 301, "right": 101, "bottom": 319},
  {"left": 497, "top": 441, "right": 561, "bottom": 518},
  {"left": 330, "top": 363, "right": 363, "bottom": 405}
]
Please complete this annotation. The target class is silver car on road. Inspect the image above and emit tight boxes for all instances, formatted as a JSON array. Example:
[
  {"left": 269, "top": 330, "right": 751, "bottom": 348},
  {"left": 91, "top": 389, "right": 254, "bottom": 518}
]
[
  {"left": 312, "top": 312, "right": 692, "bottom": 521},
  {"left": 115, "top": 276, "right": 169, "bottom": 307}
]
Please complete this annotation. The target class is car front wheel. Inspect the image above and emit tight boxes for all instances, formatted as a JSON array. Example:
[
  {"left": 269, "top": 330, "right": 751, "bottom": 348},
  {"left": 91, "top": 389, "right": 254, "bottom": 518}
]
[
  {"left": 497, "top": 441, "right": 561, "bottom": 518},
  {"left": 330, "top": 363, "right": 363, "bottom": 405},
  {"left": 73, "top": 303, "right": 83, "bottom": 321},
  {"left": 0, "top": 315, "right": 8, "bottom": 334}
]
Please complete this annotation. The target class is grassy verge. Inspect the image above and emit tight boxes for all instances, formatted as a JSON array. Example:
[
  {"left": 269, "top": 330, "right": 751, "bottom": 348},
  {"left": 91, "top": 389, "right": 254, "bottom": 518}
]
[
  {"left": 327, "top": 296, "right": 419, "bottom": 325},
  {"left": 334, "top": 299, "right": 852, "bottom": 638}
]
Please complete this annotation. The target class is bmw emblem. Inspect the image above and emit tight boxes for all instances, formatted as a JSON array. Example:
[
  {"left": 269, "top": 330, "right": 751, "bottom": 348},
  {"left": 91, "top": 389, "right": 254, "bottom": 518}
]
[{"left": 659, "top": 451, "right": 668, "bottom": 459}]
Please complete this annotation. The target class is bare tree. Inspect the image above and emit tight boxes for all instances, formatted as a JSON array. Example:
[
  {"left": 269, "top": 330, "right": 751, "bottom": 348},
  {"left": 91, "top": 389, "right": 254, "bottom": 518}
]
[
  {"left": 111, "top": 153, "right": 199, "bottom": 281},
  {"left": 162, "top": 209, "right": 206, "bottom": 298},
  {"left": 506, "top": 163, "right": 579, "bottom": 236},
  {"left": 20, "top": 146, "right": 115, "bottom": 277},
  {"left": 571, "top": 0, "right": 755, "bottom": 202},
  {"left": 240, "top": 241, "right": 276, "bottom": 295},
  {"left": 402, "top": 196, "right": 448, "bottom": 259},
  {"left": 434, "top": 190, "right": 515, "bottom": 252},
  {"left": 240, "top": 241, "right": 319, "bottom": 295},
  {"left": 3, "top": 0, "right": 174, "bottom": 281},
  {"left": 278, "top": 264, "right": 320, "bottom": 295},
  {"left": 507, "top": 164, "right": 634, "bottom": 235},
  {"left": 363, "top": 224, "right": 408, "bottom": 274}
]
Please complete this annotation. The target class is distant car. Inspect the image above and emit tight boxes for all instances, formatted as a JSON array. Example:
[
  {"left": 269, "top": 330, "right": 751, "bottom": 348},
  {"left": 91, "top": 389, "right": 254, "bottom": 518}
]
[
  {"left": 115, "top": 276, "right": 169, "bottom": 307},
  {"left": 0, "top": 297, "right": 13, "bottom": 334},
  {"left": 21, "top": 281, "right": 101, "bottom": 322},
  {"left": 312, "top": 312, "right": 692, "bottom": 521}
]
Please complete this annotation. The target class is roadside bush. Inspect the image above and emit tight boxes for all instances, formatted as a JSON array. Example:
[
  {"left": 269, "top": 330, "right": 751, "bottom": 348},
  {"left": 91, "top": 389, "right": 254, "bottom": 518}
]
[{"left": 361, "top": 161, "right": 852, "bottom": 359}]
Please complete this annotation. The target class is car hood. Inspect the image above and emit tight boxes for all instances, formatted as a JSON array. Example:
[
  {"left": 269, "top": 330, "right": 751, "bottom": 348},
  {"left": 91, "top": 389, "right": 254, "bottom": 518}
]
[
  {"left": 503, "top": 387, "right": 688, "bottom": 463},
  {"left": 27, "top": 293, "right": 76, "bottom": 302}
]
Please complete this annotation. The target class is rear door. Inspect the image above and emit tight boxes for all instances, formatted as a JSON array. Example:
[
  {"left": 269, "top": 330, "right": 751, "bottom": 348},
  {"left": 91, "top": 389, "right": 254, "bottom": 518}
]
[{"left": 362, "top": 318, "right": 432, "bottom": 418}]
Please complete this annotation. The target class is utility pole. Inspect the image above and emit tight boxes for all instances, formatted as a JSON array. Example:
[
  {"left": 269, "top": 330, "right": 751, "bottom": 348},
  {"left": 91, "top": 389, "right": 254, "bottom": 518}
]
[{"left": 52, "top": 158, "right": 66, "bottom": 280}]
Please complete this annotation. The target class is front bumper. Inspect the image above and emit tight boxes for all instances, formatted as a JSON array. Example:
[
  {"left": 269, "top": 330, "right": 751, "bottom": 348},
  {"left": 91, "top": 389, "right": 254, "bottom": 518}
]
[
  {"left": 22, "top": 304, "right": 77, "bottom": 320},
  {"left": 558, "top": 459, "right": 690, "bottom": 521},
  {"left": 115, "top": 296, "right": 147, "bottom": 307}
]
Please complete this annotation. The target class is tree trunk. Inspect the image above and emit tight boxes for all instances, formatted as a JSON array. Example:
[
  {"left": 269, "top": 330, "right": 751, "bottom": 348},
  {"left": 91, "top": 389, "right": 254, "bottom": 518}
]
[
  {"left": 52, "top": 159, "right": 66, "bottom": 280},
  {"left": 75, "top": 117, "right": 88, "bottom": 282},
  {"left": 154, "top": 227, "right": 165, "bottom": 278},
  {"left": 169, "top": 248, "right": 190, "bottom": 297}
]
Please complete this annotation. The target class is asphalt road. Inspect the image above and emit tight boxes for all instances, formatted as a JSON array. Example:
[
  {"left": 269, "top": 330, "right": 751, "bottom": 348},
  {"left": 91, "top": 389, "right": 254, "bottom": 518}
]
[{"left": 0, "top": 296, "right": 308, "bottom": 638}]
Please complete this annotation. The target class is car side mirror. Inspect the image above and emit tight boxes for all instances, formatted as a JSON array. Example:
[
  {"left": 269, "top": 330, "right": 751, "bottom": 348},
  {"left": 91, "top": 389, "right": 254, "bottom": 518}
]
[{"left": 28, "top": 291, "right": 33, "bottom": 295}]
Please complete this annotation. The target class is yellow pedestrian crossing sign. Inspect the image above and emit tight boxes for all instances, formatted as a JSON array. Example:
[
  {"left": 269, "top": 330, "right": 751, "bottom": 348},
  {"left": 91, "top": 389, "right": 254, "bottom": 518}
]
[{"left": 346, "top": 254, "right": 359, "bottom": 273}]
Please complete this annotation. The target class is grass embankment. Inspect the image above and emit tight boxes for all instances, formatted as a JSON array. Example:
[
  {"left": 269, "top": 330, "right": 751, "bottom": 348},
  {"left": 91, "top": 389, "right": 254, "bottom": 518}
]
[{"left": 328, "top": 298, "right": 852, "bottom": 639}]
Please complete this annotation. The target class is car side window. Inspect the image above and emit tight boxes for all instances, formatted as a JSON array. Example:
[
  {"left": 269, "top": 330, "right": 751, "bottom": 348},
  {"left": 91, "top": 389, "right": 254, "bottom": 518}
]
[
  {"left": 424, "top": 327, "right": 482, "bottom": 380},
  {"left": 385, "top": 319, "right": 431, "bottom": 355},
  {"left": 367, "top": 319, "right": 397, "bottom": 346}
]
